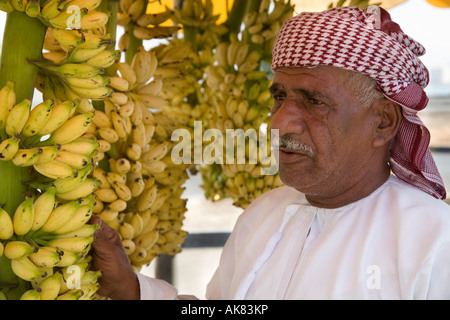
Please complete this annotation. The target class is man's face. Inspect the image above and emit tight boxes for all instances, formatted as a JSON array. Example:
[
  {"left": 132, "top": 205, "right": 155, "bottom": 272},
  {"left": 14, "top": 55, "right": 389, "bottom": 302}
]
[{"left": 270, "top": 66, "right": 379, "bottom": 200}]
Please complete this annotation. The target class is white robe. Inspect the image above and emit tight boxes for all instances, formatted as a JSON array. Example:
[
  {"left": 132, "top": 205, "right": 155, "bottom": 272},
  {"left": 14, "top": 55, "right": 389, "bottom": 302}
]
[{"left": 137, "top": 175, "right": 450, "bottom": 300}]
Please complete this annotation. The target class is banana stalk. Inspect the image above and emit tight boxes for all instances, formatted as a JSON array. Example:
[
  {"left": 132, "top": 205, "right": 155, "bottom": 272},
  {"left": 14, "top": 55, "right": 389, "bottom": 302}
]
[
  {"left": 0, "top": 10, "right": 46, "bottom": 300},
  {"left": 124, "top": 0, "right": 149, "bottom": 64}
]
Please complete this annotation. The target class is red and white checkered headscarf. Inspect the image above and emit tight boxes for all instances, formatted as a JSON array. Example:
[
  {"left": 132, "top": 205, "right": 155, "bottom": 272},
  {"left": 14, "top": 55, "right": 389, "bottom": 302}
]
[{"left": 272, "top": 5, "right": 446, "bottom": 200}]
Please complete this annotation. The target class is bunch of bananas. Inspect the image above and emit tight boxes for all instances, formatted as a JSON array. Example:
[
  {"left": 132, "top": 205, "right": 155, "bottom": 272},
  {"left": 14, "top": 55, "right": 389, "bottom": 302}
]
[
  {"left": 195, "top": 0, "right": 293, "bottom": 209},
  {"left": 0, "top": 79, "right": 101, "bottom": 299},
  {"left": 117, "top": 0, "right": 179, "bottom": 52},
  {"left": 74, "top": 45, "right": 190, "bottom": 271},
  {"left": 0, "top": 192, "right": 100, "bottom": 300},
  {"left": 33, "top": 0, "right": 116, "bottom": 103}
]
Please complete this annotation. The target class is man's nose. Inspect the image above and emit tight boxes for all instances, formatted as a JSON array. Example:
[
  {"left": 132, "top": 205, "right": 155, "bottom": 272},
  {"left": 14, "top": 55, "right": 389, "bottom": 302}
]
[{"left": 270, "top": 99, "right": 306, "bottom": 136}]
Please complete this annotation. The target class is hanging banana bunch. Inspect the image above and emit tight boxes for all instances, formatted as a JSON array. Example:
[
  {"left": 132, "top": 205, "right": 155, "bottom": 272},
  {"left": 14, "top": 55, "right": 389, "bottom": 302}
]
[{"left": 197, "top": 0, "right": 293, "bottom": 209}]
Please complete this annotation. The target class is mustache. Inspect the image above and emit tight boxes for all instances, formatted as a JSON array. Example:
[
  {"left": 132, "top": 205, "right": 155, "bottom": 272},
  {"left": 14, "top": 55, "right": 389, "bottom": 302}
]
[{"left": 277, "top": 134, "right": 314, "bottom": 157}]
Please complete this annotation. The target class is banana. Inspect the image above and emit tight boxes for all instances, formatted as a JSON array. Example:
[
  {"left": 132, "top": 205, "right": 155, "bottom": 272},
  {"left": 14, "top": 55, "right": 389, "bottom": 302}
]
[
  {"left": 52, "top": 201, "right": 95, "bottom": 235},
  {"left": 56, "top": 249, "right": 83, "bottom": 267},
  {"left": 127, "top": 0, "right": 145, "bottom": 21},
  {"left": 45, "top": 110, "right": 94, "bottom": 145},
  {"left": 66, "top": 45, "right": 108, "bottom": 64},
  {"left": 0, "top": 0, "right": 14, "bottom": 12},
  {"left": 38, "top": 272, "right": 63, "bottom": 300},
  {"left": 50, "top": 221, "right": 98, "bottom": 239},
  {"left": 79, "top": 10, "right": 109, "bottom": 30},
  {"left": 28, "top": 246, "right": 61, "bottom": 268},
  {"left": 0, "top": 208, "right": 13, "bottom": 240},
  {"left": 116, "top": 62, "right": 137, "bottom": 89},
  {"left": 85, "top": 49, "right": 120, "bottom": 68},
  {"left": 4, "top": 241, "right": 38, "bottom": 260},
  {"left": 0, "top": 80, "right": 16, "bottom": 132},
  {"left": 52, "top": 164, "right": 92, "bottom": 194},
  {"left": 108, "top": 76, "right": 129, "bottom": 92},
  {"left": 11, "top": 0, "right": 27, "bottom": 11},
  {"left": 108, "top": 198, "right": 127, "bottom": 212},
  {"left": 126, "top": 142, "right": 141, "bottom": 161},
  {"left": 59, "top": 136, "right": 99, "bottom": 156},
  {"left": 33, "top": 159, "right": 77, "bottom": 180},
  {"left": 92, "top": 166, "right": 110, "bottom": 188},
  {"left": 5, "top": 98, "right": 31, "bottom": 137},
  {"left": 136, "top": 8, "right": 174, "bottom": 26},
  {"left": 97, "top": 126, "right": 119, "bottom": 143},
  {"left": 43, "top": 63, "right": 104, "bottom": 79},
  {"left": 122, "top": 239, "right": 135, "bottom": 255},
  {"left": 0, "top": 135, "right": 20, "bottom": 161},
  {"left": 56, "top": 288, "right": 83, "bottom": 300},
  {"left": 141, "top": 141, "right": 169, "bottom": 162},
  {"left": 77, "top": 32, "right": 113, "bottom": 50},
  {"left": 56, "top": 178, "right": 101, "bottom": 201},
  {"left": 25, "top": 0, "right": 40, "bottom": 18},
  {"left": 46, "top": 235, "right": 94, "bottom": 253},
  {"left": 67, "top": 83, "right": 113, "bottom": 100},
  {"left": 53, "top": 150, "right": 91, "bottom": 169},
  {"left": 11, "top": 256, "right": 47, "bottom": 281},
  {"left": 40, "top": 199, "right": 81, "bottom": 233},
  {"left": 93, "top": 187, "right": 118, "bottom": 203},
  {"left": 214, "top": 42, "right": 229, "bottom": 69},
  {"left": 118, "top": 222, "right": 134, "bottom": 240},
  {"left": 134, "top": 230, "right": 159, "bottom": 250},
  {"left": 40, "top": 0, "right": 71, "bottom": 20},
  {"left": 20, "top": 289, "right": 41, "bottom": 300},
  {"left": 12, "top": 147, "right": 43, "bottom": 167},
  {"left": 141, "top": 160, "right": 166, "bottom": 175},
  {"left": 112, "top": 181, "right": 132, "bottom": 201},
  {"left": 115, "top": 157, "right": 131, "bottom": 174},
  {"left": 130, "top": 46, "right": 154, "bottom": 85},
  {"left": 110, "top": 110, "right": 128, "bottom": 139},
  {"left": 13, "top": 195, "right": 35, "bottom": 236},
  {"left": 31, "top": 187, "right": 57, "bottom": 231},
  {"left": 64, "top": 75, "right": 110, "bottom": 90},
  {"left": 136, "top": 183, "right": 157, "bottom": 212},
  {"left": 34, "top": 145, "right": 60, "bottom": 165},
  {"left": 37, "top": 100, "right": 77, "bottom": 136}
]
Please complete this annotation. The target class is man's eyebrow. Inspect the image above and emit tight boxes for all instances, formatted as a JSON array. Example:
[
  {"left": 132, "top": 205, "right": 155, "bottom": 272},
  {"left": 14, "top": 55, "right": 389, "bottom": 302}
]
[
  {"left": 270, "top": 82, "right": 330, "bottom": 101},
  {"left": 269, "top": 83, "right": 283, "bottom": 94}
]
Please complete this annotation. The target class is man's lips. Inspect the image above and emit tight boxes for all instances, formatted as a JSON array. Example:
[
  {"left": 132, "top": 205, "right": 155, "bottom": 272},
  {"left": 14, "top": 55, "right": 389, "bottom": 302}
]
[{"left": 278, "top": 148, "right": 312, "bottom": 163}]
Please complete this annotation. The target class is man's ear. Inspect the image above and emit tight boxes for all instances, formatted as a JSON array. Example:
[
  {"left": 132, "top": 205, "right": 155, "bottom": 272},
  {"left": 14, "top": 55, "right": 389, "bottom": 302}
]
[{"left": 372, "top": 99, "right": 402, "bottom": 148}]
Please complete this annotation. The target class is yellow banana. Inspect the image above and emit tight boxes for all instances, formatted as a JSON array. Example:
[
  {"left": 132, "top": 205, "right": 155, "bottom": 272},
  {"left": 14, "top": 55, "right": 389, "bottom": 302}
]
[
  {"left": 62, "top": 0, "right": 102, "bottom": 11},
  {"left": 97, "top": 126, "right": 119, "bottom": 143},
  {"left": 66, "top": 45, "right": 108, "bottom": 64},
  {"left": 77, "top": 31, "right": 113, "bottom": 50},
  {"left": 108, "top": 76, "right": 129, "bottom": 92},
  {"left": 64, "top": 74, "right": 110, "bottom": 90},
  {"left": 114, "top": 157, "right": 131, "bottom": 174},
  {"left": 44, "top": 63, "right": 104, "bottom": 79},
  {"left": 12, "top": 147, "right": 43, "bottom": 167},
  {"left": 130, "top": 46, "right": 153, "bottom": 85},
  {"left": 134, "top": 230, "right": 158, "bottom": 250},
  {"left": 79, "top": 10, "right": 109, "bottom": 30},
  {"left": 50, "top": 222, "right": 98, "bottom": 239},
  {"left": 68, "top": 84, "right": 113, "bottom": 100},
  {"left": 0, "top": 80, "right": 16, "bottom": 132},
  {"left": 46, "top": 235, "right": 94, "bottom": 253},
  {"left": 31, "top": 187, "right": 57, "bottom": 231},
  {"left": 10, "top": 0, "right": 27, "bottom": 11},
  {"left": 56, "top": 249, "right": 83, "bottom": 267},
  {"left": 118, "top": 222, "right": 134, "bottom": 240},
  {"left": 136, "top": 183, "right": 157, "bottom": 212},
  {"left": 45, "top": 110, "right": 94, "bottom": 145},
  {"left": 40, "top": 199, "right": 81, "bottom": 233},
  {"left": 0, "top": 207, "right": 13, "bottom": 240},
  {"left": 92, "top": 109, "right": 112, "bottom": 128},
  {"left": 53, "top": 150, "right": 90, "bottom": 169},
  {"left": 141, "top": 160, "right": 166, "bottom": 175},
  {"left": 136, "top": 8, "right": 174, "bottom": 27},
  {"left": 56, "top": 178, "right": 101, "bottom": 201},
  {"left": 34, "top": 145, "right": 60, "bottom": 165},
  {"left": 40, "top": 0, "right": 71, "bottom": 20},
  {"left": 4, "top": 240, "right": 38, "bottom": 259},
  {"left": 93, "top": 187, "right": 118, "bottom": 203},
  {"left": 110, "top": 110, "right": 127, "bottom": 139},
  {"left": 59, "top": 136, "right": 99, "bottom": 156},
  {"left": 25, "top": 0, "right": 41, "bottom": 18},
  {"left": 52, "top": 201, "right": 95, "bottom": 235},
  {"left": 126, "top": 142, "right": 141, "bottom": 161},
  {"left": 127, "top": 0, "right": 145, "bottom": 21},
  {"left": 13, "top": 195, "right": 35, "bottom": 236},
  {"left": 141, "top": 141, "right": 169, "bottom": 162},
  {"left": 56, "top": 288, "right": 83, "bottom": 300},
  {"left": 52, "top": 164, "right": 93, "bottom": 194},
  {"left": 38, "top": 272, "right": 63, "bottom": 300},
  {"left": 36, "top": 100, "right": 77, "bottom": 136},
  {"left": 85, "top": 49, "right": 120, "bottom": 68},
  {"left": 33, "top": 159, "right": 77, "bottom": 180},
  {"left": 11, "top": 256, "right": 47, "bottom": 281},
  {"left": 28, "top": 246, "right": 62, "bottom": 268},
  {"left": 112, "top": 181, "right": 132, "bottom": 201},
  {"left": 5, "top": 98, "right": 31, "bottom": 137},
  {"left": 20, "top": 289, "right": 41, "bottom": 300},
  {"left": 0, "top": 135, "right": 20, "bottom": 161}
]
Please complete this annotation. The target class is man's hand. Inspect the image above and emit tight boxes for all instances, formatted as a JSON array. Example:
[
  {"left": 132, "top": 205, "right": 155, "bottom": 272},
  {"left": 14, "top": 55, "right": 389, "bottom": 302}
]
[{"left": 89, "top": 216, "right": 140, "bottom": 300}]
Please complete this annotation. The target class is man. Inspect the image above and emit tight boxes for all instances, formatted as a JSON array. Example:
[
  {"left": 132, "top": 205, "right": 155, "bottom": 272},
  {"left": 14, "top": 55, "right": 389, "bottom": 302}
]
[{"left": 90, "top": 5, "right": 450, "bottom": 299}]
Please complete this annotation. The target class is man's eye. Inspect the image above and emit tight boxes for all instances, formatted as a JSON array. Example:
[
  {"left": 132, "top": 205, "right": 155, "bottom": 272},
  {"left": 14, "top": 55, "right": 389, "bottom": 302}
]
[
  {"left": 273, "top": 93, "right": 285, "bottom": 101},
  {"left": 310, "top": 98, "right": 323, "bottom": 105}
]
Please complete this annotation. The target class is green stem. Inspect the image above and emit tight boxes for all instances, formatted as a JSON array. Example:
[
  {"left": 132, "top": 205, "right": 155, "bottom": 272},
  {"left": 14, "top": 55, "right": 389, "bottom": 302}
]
[
  {"left": 124, "top": 0, "right": 148, "bottom": 65},
  {"left": 0, "top": 11, "right": 46, "bottom": 300},
  {"left": 0, "top": 11, "right": 46, "bottom": 101},
  {"left": 225, "top": 0, "right": 249, "bottom": 34}
]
